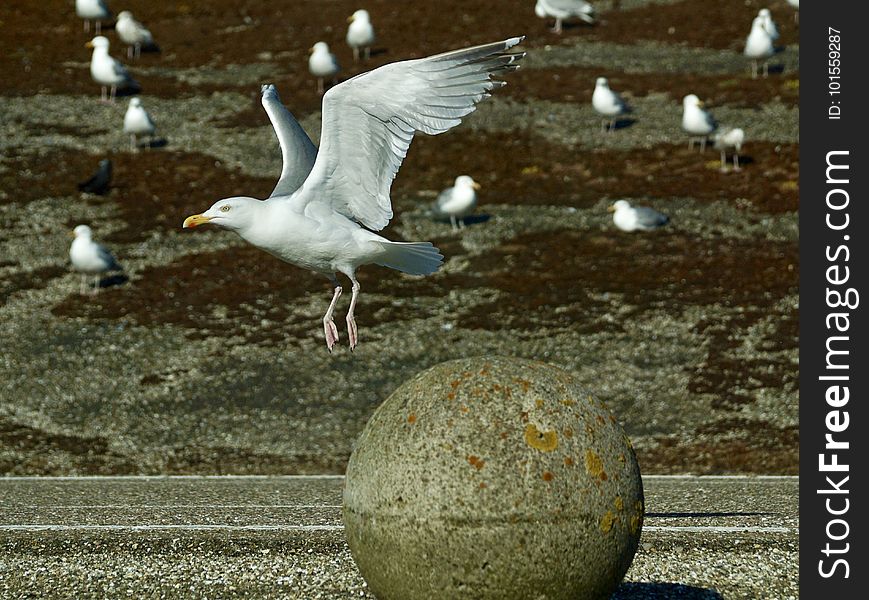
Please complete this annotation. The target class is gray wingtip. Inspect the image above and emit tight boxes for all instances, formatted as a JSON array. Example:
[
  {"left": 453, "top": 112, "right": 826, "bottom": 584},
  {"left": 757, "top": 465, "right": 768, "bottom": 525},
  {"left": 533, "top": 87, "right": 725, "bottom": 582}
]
[{"left": 506, "top": 36, "right": 526, "bottom": 48}]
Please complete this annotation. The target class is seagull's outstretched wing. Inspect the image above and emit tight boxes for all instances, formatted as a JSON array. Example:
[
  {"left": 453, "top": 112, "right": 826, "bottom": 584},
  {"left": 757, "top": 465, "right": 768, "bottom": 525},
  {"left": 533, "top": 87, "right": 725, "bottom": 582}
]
[
  {"left": 262, "top": 84, "right": 318, "bottom": 198},
  {"left": 295, "top": 37, "right": 524, "bottom": 231}
]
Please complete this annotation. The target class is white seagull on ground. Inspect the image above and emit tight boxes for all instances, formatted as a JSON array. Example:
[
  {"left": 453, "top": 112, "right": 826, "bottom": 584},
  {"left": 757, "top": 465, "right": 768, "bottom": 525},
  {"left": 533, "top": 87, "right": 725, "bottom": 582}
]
[
  {"left": 183, "top": 38, "right": 525, "bottom": 352},
  {"left": 682, "top": 94, "right": 717, "bottom": 150},
  {"left": 76, "top": 0, "right": 111, "bottom": 35},
  {"left": 745, "top": 16, "right": 775, "bottom": 78},
  {"left": 69, "top": 225, "right": 122, "bottom": 294},
  {"left": 123, "top": 97, "right": 157, "bottom": 151},
  {"left": 86, "top": 36, "right": 137, "bottom": 101},
  {"left": 116, "top": 11, "right": 156, "bottom": 59},
  {"left": 432, "top": 176, "right": 481, "bottom": 230},
  {"left": 534, "top": 0, "right": 595, "bottom": 34},
  {"left": 608, "top": 200, "right": 669, "bottom": 232},
  {"left": 346, "top": 9, "right": 376, "bottom": 62},
  {"left": 309, "top": 42, "right": 340, "bottom": 95},
  {"left": 592, "top": 77, "right": 629, "bottom": 132},
  {"left": 787, "top": 0, "right": 799, "bottom": 22},
  {"left": 757, "top": 8, "right": 779, "bottom": 41},
  {"left": 714, "top": 127, "right": 745, "bottom": 172}
]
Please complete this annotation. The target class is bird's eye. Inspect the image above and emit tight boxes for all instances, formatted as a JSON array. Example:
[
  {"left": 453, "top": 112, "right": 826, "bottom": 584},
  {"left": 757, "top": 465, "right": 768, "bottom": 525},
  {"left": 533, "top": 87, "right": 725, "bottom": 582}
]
[{"left": 220, "top": 205, "right": 231, "bottom": 213}]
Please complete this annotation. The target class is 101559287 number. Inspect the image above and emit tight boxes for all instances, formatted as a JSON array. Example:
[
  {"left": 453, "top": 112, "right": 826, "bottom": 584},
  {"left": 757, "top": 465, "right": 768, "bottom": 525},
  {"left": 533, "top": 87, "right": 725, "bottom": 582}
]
[{"left": 828, "top": 27, "right": 841, "bottom": 119}]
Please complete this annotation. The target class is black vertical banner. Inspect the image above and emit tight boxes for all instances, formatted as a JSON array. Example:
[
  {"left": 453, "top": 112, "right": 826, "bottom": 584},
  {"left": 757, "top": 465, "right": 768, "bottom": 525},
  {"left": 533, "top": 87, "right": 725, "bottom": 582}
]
[{"left": 800, "top": 1, "right": 868, "bottom": 596}]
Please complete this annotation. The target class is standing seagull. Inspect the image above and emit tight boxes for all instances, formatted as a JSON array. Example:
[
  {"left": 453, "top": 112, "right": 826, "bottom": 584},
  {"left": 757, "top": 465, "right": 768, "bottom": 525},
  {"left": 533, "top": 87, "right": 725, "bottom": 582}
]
[
  {"left": 432, "top": 176, "right": 481, "bottom": 230},
  {"left": 608, "top": 200, "right": 669, "bottom": 232},
  {"left": 346, "top": 9, "right": 376, "bottom": 62},
  {"left": 69, "top": 225, "right": 122, "bottom": 294},
  {"left": 757, "top": 8, "right": 779, "bottom": 42},
  {"left": 309, "top": 42, "right": 340, "bottom": 95},
  {"left": 534, "top": 0, "right": 595, "bottom": 34},
  {"left": 745, "top": 16, "right": 775, "bottom": 78},
  {"left": 787, "top": 0, "right": 799, "bottom": 23},
  {"left": 183, "top": 37, "right": 525, "bottom": 352},
  {"left": 682, "top": 94, "right": 717, "bottom": 150},
  {"left": 714, "top": 127, "right": 745, "bottom": 172},
  {"left": 116, "top": 11, "right": 157, "bottom": 59},
  {"left": 123, "top": 97, "right": 157, "bottom": 151},
  {"left": 76, "top": 0, "right": 111, "bottom": 35},
  {"left": 592, "top": 77, "right": 629, "bottom": 132},
  {"left": 86, "top": 36, "right": 137, "bottom": 101},
  {"left": 77, "top": 159, "right": 113, "bottom": 195}
]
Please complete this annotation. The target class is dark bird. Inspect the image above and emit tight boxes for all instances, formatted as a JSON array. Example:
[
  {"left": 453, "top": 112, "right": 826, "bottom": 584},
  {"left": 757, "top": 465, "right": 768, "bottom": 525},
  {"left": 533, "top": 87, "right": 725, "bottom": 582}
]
[{"left": 77, "top": 159, "right": 112, "bottom": 195}]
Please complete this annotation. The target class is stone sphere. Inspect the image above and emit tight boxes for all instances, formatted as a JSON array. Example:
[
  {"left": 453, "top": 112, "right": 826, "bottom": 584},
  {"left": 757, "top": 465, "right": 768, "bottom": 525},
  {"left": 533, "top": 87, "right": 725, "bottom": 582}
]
[{"left": 343, "top": 356, "right": 644, "bottom": 600}]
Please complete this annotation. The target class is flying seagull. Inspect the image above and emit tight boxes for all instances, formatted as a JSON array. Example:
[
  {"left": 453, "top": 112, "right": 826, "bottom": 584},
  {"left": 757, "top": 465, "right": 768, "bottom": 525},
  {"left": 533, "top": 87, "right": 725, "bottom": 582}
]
[{"left": 183, "top": 38, "right": 525, "bottom": 351}]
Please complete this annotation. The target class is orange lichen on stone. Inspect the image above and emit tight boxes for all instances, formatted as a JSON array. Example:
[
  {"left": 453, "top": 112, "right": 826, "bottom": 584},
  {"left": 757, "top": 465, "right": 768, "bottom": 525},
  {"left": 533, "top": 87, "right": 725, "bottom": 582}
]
[
  {"left": 535, "top": 399, "right": 544, "bottom": 409},
  {"left": 447, "top": 392, "right": 456, "bottom": 401},
  {"left": 597, "top": 415, "right": 606, "bottom": 425},
  {"left": 450, "top": 380, "right": 461, "bottom": 389},
  {"left": 614, "top": 496, "right": 624, "bottom": 511},
  {"left": 564, "top": 456, "right": 574, "bottom": 466},
  {"left": 467, "top": 455, "right": 485, "bottom": 470},
  {"left": 407, "top": 414, "right": 416, "bottom": 424},
  {"left": 630, "top": 515, "right": 641, "bottom": 535},
  {"left": 460, "top": 405, "right": 469, "bottom": 413},
  {"left": 542, "top": 471, "right": 554, "bottom": 482},
  {"left": 524, "top": 424, "right": 558, "bottom": 452},
  {"left": 563, "top": 428, "right": 574, "bottom": 438},
  {"left": 600, "top": 510, "right": 616, "bottom": 533},
  {"left": 479, "top": 482, "right": 488, "bottom": 489},
  {"left": 513, "top": 378, "right": 531, "bottom": 392},
  {"left": 585, "top": 449, "right": 607, "bottom": 481}
]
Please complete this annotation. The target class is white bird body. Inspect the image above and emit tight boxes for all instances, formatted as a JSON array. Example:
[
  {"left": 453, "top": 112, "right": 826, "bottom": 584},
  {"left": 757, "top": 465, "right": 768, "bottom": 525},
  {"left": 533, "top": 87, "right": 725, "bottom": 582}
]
[
  {"left": 309, "top": 42, "right": 340, "bottom": 94},
  {"left": 87, "top": 36, "right": 135, "bottom": 101},
  {"left": 745, "top": 17, "right": 775, "bottom": 58},
  {"left": 123, "top": 97, "right": 156, "bottom": 150},
  {"left": 116, "top": 11, "right": 154, "bottom": 58},
  {"left": 76, "top": 0, "right": 111, "bottom": 33},
  {"left": 758, "top": 8, "right": 779, "bottom": 41},
  {"left": 346, "top": 9, "right": 376, "bottom": 62},
  {"left": 433, "top": 176, "right": 480, "bottom": 230},
  {"left": 682, "top": 94, "right": 716, "bottom": 149},
  {"left": 184, "top": 38, "right": 525, "bottom": 351},
  {"left": 714, "top": 127, "right": 745, "bottom": 171},
  {"left": 535, "top": 0, "right": 595, "bottom": 33},
  {"left": 592, "top": 77, "right": 627, "bottom": 131},
  {"left": 70, "top": 224, "right": 121, "bottom": 293},
  {"left": 745, "top": 17, "right": 775, "bottom": 77},
  {"left": 610, "top": 200, "right": 669, "bottom": 232}
]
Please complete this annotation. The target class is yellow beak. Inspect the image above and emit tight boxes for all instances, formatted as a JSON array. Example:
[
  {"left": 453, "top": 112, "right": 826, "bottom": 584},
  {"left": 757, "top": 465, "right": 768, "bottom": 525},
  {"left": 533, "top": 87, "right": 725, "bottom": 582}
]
[
  {"left": 347, "top": 15, "right": 354, "bottom": 22},
  {"left": 85, "top": 41, "right": 94, "bottom": 48},
  {"left": 607, "top": 205, "right": 616, "bottom": 212},
  {"left": 697, "top": 100, "right": 705, "bottom": 108},
  {"left": 472, "top": 182, "right": 482, "bottom": 190},
  {"left": 182, "top": 214, "right": 211, "bottom": 229}
]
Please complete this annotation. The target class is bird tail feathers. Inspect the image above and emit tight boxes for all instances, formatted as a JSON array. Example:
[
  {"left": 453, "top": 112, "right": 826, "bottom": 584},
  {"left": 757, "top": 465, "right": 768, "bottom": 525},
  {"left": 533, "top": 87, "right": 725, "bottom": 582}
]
[{"left": 375, "top": 241, "right": 443, "bottom": 276}]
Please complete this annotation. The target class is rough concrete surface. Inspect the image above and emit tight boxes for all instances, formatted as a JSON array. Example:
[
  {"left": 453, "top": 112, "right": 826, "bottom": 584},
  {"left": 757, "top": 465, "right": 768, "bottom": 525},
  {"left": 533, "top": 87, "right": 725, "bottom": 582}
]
[{"left": 0, "top": 475, "right": 798, "bottom": 599}]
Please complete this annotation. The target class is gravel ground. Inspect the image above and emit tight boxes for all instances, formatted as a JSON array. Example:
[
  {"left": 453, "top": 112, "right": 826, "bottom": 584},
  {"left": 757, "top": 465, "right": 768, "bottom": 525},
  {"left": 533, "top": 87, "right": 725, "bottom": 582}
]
[{"left": 2, "top": 0, "right": 798, "bottom": 480}]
